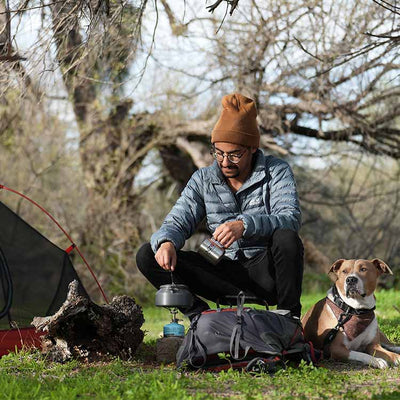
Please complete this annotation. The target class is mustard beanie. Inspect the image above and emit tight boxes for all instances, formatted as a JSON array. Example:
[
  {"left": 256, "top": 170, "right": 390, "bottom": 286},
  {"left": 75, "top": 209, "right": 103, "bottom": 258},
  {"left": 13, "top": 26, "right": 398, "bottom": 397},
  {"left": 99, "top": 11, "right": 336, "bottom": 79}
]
[{"left": 211, "top": 93, "right": 260, "bottom": 147}]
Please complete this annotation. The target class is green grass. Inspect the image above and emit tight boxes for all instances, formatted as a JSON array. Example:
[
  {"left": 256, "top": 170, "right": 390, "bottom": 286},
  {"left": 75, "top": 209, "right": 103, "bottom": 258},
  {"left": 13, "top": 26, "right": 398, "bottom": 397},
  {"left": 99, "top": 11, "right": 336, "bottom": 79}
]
[{"left": 1, "top": 289, "right": 399, "bottom": 399}]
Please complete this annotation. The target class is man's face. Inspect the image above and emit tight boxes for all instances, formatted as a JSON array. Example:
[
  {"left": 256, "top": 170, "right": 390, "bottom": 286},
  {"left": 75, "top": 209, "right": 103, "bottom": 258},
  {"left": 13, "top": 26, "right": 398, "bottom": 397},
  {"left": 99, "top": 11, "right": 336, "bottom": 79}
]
[{"left": 213, "top": 142, "right": 257, "bottom": 180}]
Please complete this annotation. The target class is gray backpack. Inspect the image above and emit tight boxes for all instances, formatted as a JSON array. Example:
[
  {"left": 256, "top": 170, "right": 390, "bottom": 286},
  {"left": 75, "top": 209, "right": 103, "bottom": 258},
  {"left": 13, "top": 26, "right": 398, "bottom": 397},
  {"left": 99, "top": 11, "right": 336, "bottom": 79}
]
[{"left": 176, "top": 293, "right": 320, "bottom": 372}]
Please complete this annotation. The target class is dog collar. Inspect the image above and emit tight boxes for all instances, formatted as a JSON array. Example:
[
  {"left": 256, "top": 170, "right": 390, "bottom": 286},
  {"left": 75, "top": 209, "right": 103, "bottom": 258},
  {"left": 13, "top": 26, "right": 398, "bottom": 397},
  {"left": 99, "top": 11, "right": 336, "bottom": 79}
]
[{"left": 331, "top": 285, "right": 376, "bottom": 315}]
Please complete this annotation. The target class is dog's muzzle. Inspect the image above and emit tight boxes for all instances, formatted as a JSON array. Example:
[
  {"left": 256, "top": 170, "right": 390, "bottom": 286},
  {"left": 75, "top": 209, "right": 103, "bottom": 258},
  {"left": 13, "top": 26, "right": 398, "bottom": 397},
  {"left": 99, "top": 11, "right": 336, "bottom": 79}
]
[{"left": 345, "top": 275, "right": 364, "bottom": 297}]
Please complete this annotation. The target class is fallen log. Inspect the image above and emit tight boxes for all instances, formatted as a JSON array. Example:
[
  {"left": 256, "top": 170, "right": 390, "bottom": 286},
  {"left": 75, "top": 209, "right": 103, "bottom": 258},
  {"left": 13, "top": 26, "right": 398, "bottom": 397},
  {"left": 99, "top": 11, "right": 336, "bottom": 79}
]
[{"left": 32, "top": 280, "right": 144, "bottom": 362}]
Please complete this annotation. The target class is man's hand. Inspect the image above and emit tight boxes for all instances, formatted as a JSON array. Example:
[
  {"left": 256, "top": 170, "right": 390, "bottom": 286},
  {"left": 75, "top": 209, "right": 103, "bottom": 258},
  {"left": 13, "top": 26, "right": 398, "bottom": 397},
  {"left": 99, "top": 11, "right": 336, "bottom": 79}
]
[
  {"left": 213, "top": 220, "right": 244, "bottom": 248},
  {"left": 155, "top": 241, "right": 177, "bottom": 271}
]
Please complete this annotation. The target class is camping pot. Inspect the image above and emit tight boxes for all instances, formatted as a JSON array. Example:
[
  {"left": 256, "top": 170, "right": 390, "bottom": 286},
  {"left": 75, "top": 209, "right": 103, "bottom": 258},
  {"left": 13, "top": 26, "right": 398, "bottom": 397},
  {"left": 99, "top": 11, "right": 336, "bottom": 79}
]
[
  {"left": 155, "top": 284, "right": 193, "bottom": 308},
  {"left": 198, "top": 238, "right": 225, "bottom": 265}
]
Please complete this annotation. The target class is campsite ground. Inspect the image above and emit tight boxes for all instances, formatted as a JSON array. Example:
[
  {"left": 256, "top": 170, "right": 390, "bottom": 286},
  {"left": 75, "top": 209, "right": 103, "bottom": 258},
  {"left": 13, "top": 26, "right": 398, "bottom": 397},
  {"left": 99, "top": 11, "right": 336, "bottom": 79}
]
[{"left": 1, "top": 290, "right": 400, "bottom": 399}]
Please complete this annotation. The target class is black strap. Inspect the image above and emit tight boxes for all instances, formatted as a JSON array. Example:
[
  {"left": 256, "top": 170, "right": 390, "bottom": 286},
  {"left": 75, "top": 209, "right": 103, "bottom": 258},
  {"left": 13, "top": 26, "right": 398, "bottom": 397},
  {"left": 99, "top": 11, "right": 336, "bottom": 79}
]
[
  {"left": 331, "top": 285, "right": 375, "bottom": 315},
  {"left": 323, "top": 311, "right": 352, "bottom": 358},
  {"left": 230, "top": 291, "right": 251, "bottom": 360}
]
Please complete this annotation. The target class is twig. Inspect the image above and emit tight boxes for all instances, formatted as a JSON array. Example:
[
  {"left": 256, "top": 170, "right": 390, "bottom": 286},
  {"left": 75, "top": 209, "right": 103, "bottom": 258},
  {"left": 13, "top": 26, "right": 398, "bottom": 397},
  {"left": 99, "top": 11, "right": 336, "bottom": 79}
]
[
  {"left": 371, "top": 0, "right": 400, "bottom": 15},
  {"left": 215, "top": 3, "right": 229, "bottom": 34},
  {"left": 365, "top": 31, "right": 400, "bottom": 39},
  {"left": 293, "top": 36, "right": 325, "bottom": 62},
  {"left": 129, "top": 0, "right": 157, "bottom": 94},
  {"left": 0, "top": 0, "right": 65, "bottom": 14}
]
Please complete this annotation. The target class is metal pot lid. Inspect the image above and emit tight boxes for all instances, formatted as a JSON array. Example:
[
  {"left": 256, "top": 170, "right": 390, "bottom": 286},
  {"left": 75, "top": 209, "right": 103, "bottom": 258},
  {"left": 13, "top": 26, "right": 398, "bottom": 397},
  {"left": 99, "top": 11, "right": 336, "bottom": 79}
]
[
  {"left": 159, "top": 283, "right": 191, "bottom": 290},
  {"left": 155, "top": 283, "right": 193, "bottom": 308}
]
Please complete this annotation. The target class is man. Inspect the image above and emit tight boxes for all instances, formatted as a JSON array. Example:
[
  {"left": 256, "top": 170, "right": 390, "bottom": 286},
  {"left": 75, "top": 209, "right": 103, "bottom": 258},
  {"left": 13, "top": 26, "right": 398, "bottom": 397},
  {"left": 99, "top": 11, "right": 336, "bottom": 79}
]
[{"left": 136, "top": 93, "right": 303, "bottom": 318}]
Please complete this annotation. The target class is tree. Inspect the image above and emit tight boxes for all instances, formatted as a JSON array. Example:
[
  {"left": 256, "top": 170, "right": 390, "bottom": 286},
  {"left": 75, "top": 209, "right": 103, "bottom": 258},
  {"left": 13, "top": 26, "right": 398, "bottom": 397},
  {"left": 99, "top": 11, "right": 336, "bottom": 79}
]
[
  {"left": 1, "top": 0, "right": 159, "bottom": 295},
  {"left": 153, "top": 0, "right": 400, "bottom": 160},
  {"left": 1, "top": 0, "right": 399, "bottom": 297}
]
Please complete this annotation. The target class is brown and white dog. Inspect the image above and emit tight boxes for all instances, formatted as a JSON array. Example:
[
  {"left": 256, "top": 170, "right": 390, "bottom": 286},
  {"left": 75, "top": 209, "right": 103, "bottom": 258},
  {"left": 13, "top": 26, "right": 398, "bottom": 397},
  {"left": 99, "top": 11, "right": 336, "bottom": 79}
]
[{"left": 302, "top": 258, "right": 400, "bottom": 369}]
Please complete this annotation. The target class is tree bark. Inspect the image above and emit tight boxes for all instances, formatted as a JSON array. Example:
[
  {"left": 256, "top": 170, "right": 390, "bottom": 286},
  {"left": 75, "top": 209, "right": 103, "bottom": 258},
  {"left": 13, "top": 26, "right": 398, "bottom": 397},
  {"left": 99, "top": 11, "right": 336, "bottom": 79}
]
[
  {"left": 48, "top": 1, "right": 158, "bottom": 292},
  {"left": 32, "top": 280, "right": 145, "bottom": 362},
  {"left": 0, "top": 0, "right": 8, "bottom": 57}
]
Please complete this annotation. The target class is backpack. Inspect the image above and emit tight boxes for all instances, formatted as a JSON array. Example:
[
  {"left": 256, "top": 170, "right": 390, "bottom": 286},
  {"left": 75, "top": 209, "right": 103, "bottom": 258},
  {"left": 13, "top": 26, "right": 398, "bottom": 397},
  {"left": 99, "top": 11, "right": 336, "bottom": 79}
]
[{"left": 176, "top": 292, "right": 321, "bottom": 373}]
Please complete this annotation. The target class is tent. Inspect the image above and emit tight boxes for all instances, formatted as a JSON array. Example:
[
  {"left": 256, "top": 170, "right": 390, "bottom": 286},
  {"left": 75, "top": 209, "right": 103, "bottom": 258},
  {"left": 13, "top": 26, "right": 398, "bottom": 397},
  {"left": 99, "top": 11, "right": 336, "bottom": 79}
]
[{"left": 0, "top": 185, "right": 107, "bottom": 357}]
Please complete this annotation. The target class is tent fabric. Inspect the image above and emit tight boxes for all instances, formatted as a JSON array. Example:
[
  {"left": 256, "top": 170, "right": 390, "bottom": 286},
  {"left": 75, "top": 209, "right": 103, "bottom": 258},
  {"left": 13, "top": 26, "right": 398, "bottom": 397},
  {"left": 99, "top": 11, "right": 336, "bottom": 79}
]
[
  {"left": 0, "top": 327, "right": 42, "bottom": 357},
  {"left": 0, "top": 200, "right": 88, "bottom": 352}
]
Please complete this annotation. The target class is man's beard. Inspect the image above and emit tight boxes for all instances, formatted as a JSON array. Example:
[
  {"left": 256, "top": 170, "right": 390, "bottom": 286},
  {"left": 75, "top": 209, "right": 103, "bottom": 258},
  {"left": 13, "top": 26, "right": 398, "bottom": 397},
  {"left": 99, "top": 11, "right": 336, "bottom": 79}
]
[{"left": 219, "top": 164, "right": 239, "bottom": 178}]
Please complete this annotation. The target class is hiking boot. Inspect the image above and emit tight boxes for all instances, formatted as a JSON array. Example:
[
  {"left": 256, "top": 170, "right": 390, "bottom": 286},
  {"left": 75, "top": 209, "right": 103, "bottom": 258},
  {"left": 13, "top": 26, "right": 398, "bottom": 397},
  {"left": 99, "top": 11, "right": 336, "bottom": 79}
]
[{"left": 183, "top": 296, "right": 209, "bottom": 321}]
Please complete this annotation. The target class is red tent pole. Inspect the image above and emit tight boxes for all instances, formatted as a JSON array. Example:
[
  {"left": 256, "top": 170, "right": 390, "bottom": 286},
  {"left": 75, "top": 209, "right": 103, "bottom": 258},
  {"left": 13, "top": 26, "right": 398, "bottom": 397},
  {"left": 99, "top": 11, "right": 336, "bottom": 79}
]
[{"left": 0, "top": 184, "right": 109, "bottom": 304}]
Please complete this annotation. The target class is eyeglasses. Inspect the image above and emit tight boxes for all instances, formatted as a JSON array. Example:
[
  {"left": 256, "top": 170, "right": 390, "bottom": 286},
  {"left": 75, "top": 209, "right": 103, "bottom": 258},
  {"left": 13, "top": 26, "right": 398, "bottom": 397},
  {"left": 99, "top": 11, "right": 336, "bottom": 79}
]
[{"left": 210, "top": 147, "right": 248, "bottom": 164}]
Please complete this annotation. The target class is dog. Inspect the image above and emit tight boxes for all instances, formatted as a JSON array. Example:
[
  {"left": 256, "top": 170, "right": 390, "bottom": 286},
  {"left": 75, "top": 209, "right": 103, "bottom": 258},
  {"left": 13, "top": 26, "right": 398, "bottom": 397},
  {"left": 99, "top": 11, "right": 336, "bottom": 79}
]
[{"left": 302, "top": 258, "right": 400, "bottom": 368}]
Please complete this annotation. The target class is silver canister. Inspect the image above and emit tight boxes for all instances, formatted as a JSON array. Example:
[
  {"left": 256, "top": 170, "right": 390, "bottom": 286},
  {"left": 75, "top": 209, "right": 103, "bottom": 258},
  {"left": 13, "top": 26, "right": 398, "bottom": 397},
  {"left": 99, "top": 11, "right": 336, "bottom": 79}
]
[{"left": 198, "top": 238, "right": 225, "bottom": 265}]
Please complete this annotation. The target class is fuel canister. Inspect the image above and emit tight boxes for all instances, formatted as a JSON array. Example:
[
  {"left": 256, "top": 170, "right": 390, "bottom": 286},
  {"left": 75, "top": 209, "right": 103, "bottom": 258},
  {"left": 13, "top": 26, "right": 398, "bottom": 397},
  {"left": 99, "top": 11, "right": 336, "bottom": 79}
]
[{"left": 163, "top": 321, "right": 185, "bottom": 337}]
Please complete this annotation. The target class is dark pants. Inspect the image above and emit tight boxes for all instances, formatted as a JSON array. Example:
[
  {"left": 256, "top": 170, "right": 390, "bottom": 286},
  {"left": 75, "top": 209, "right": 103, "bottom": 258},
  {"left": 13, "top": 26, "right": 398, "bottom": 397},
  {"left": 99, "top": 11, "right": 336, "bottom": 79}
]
[{"left": 136, "top": 229, "right": 304, "bottom": 317}]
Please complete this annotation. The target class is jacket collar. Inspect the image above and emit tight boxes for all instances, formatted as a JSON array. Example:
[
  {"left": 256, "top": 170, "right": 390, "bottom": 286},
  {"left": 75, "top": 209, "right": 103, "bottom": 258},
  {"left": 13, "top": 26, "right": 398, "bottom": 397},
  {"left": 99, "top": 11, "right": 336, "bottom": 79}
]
[{"left": 209, "top": 149, "right": 266, "bottom": 188}]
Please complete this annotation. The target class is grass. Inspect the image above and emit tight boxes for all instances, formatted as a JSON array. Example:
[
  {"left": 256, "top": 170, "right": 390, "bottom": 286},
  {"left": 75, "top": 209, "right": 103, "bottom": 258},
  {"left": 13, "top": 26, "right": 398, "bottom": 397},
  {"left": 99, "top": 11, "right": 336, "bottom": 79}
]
[{"left": 1, "top": 289, "right": 400, "bottom": 399}]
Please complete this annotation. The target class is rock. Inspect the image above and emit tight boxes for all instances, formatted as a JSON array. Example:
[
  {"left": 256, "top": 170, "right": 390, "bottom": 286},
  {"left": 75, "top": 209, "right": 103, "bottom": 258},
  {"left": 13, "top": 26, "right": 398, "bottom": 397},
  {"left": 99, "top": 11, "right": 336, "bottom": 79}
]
[{"left": 156, "top": 336, "right": 184, "bottom": 364}]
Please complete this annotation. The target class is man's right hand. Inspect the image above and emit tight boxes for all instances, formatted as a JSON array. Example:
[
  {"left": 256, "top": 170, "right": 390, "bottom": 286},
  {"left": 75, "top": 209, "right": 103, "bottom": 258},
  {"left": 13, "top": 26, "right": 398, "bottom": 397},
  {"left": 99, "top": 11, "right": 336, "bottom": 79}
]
[{"left": 155, "top": 241, "right": 177, "bottom": 271}]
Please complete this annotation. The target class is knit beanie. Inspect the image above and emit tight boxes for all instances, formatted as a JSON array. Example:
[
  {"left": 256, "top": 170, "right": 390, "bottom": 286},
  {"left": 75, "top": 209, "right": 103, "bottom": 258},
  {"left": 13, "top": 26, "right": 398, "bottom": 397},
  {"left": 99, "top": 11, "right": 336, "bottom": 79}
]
[{"left": 211, "top": 93, "right": 260, "bottom": 147}]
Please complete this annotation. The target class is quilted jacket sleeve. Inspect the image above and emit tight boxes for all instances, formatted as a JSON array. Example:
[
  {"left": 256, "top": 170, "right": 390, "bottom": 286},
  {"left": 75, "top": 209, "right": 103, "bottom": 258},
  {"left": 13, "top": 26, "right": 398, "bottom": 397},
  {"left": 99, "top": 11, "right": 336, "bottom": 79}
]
[
  {"left": 150, "top": 170, "right": 206, "bottom": 253},
  {"left": 237, "top": 158, "right": 301, "bottom": 238}
]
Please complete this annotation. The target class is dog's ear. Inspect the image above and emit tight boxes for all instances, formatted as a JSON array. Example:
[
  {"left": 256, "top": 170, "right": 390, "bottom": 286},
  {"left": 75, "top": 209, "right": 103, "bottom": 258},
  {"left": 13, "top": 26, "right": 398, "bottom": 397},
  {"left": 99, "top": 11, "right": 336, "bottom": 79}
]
[
  {"left": 328, "top": 259, "right": 345, "bottom": 279},
  {"left": 371, "top": 258, "right": 393, "bottom": 275}
]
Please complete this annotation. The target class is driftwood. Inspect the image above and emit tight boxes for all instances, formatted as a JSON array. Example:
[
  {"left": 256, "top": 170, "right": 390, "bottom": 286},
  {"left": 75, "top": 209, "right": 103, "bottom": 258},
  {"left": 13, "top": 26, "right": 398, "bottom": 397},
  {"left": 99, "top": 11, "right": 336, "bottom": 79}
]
[{"left": 32, "top": 280, "right": 144, "bottom": 362}]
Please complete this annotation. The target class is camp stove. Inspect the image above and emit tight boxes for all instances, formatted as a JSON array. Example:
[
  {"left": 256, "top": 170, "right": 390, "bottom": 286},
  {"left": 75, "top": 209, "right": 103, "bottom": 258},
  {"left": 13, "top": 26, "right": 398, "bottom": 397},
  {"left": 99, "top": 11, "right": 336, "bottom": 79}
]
[{"left": 155, "top": 272, "right": 193, "bottom": 337}]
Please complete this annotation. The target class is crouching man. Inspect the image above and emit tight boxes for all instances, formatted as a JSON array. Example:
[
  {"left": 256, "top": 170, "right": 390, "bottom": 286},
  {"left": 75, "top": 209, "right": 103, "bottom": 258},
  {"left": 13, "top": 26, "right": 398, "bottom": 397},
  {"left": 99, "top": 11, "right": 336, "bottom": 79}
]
[{"left": 136, "top": 93, "right": 304, "bottom": 319}]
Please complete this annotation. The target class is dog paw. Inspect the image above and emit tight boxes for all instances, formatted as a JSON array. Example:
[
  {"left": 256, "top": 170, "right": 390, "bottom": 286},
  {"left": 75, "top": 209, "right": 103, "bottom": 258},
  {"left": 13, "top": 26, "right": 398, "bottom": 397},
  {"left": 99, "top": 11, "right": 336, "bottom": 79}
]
[{"left": 372, "top": 358, "right": 389, "bottom": 369}]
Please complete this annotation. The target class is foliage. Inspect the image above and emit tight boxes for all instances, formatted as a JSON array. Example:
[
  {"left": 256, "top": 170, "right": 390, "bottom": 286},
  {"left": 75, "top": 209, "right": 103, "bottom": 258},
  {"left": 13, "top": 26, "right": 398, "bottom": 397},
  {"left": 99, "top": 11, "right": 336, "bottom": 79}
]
[
  {"left": 2, "top": 354, "right": 400, "bottom": 399},
  {"left": 0, "top": 88, "right": 86, "bottom": 245}
]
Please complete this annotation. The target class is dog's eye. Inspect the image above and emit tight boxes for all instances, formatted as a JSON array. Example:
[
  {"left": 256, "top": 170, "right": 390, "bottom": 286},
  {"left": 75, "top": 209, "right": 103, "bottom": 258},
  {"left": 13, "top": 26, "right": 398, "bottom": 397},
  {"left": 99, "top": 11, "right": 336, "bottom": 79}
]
[
  {"left": 342, "top": 269, "right": 348, "bottom": 274},
  {"left": 360, "top": 267, "right": 367, "bottom": 272}
]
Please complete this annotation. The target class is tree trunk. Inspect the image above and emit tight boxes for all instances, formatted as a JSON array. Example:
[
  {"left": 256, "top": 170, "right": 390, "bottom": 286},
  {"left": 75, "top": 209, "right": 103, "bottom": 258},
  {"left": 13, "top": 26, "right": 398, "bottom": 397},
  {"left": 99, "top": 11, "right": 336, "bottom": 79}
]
[
  {"left": 48, "top": 1, "right": 157, "bottom": 294},
  {"left": 32, "top": 280, "right": 145, "bottom": 362},
  {"left": 0, "top": 0, "right": 8, "bottom": 57}
]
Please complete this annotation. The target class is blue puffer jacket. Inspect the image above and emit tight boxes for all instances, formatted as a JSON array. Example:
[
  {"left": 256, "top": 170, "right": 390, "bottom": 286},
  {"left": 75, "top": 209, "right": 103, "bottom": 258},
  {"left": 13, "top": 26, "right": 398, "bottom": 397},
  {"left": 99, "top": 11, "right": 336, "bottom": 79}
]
[{"left": 151, "top": 149, "right": 301, "bottom": 260}]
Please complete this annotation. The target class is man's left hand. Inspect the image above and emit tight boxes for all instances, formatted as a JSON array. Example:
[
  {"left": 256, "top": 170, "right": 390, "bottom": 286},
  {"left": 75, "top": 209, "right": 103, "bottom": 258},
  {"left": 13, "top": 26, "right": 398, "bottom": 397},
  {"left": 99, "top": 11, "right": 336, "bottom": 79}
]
[{"left": 213, "top": 220, "right": 244, "bottom": 248}]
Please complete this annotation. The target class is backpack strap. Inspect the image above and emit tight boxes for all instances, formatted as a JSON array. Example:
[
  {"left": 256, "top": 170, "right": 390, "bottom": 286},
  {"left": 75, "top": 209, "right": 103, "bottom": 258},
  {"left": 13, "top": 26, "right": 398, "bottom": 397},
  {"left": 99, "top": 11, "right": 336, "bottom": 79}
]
[
  {"left": 187, "top": 314, "right": 208, "bottom": 368},
  {"left": 230, "top": 291, "right": 250, "bottom": 360}
]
